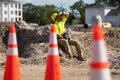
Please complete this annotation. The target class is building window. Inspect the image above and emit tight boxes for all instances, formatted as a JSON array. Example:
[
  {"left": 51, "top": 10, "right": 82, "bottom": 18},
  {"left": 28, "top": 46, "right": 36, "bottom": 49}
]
[
  {"left": 19, "top": 18, "right": 21, "bottom": 21},
  {"left": 19, "top": 4, "right": 21, "bottom": 9},
  {"left": 15, "top": 18, "right": 17, "bottom": 21},
  {"left": 4, "top": 3, "right": 8, "bottom": 7},
  {"left": 10, "top": 3, "right": 13, "bottom": 7},
  {"left": 11, "top": 11, "right": 14, "bottom": 14},
  {"left": 11, "top": 18, "right": 14, "bottom": 22},
  {"left": 19, "top": 11, "right": 21, "bottom": 16},
  {"left": 5, "top": 18, "right": 7, "bottom": 21},
  {"left": 15, "top": 11, "right": 17, "bottom": 15},
  {"left": 4, "top": 11, "right": 7, "bottom": 14},
  {"left": 15, "top": 4, "right": 17, "bottom": 8}
]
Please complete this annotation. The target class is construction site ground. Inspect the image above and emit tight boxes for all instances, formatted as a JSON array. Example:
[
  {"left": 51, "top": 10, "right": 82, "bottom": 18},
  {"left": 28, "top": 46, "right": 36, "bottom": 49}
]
[{"left": 0, "top": 21, "right": 120, "bottom": 80}]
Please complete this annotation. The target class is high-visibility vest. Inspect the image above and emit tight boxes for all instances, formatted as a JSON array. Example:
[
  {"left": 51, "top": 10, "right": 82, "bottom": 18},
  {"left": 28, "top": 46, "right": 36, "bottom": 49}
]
[{"left": 54, "top": 17, "right": 67, "bottom": 35}]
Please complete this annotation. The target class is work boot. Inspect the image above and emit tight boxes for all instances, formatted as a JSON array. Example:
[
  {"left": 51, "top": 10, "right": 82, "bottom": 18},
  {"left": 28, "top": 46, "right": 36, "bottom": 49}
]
[
  {"left": 77, "top": 57, "right": 86, "bottom": 61},
  {"left": 68, "top": 52, "right": 73, "bottom": 59},
  {"left": 77, "top": 54, "right": 86, "bottom": 61}
]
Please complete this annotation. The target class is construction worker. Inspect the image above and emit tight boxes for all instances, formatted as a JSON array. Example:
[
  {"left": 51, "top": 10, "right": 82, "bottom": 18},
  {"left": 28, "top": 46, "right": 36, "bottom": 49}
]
[{"left": 51, "top": 12, "right": 85, "bottom": 61}]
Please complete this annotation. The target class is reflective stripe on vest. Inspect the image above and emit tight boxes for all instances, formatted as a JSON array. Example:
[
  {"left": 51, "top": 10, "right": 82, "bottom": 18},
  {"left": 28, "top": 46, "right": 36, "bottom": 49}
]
[{"left": 54, "top": 21, "right": 66, "bottom": 35}]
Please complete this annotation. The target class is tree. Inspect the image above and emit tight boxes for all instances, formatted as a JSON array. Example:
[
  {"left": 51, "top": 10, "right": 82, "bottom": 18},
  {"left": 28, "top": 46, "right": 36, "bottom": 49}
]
[
  {"left": 67, "top": 13, "right": 76, "bottom": 25},
  {"left": 70, "top": 0, "right": 88, "bottom": 24},
  {"left": 23, "top": 3, "right": 58, "bottom": 25},
  {"left": 35, "top": 5, "right": 58, "bottom": 25},
  {"left": 23, "top": 3, "right": 36, "bottom": 23}
]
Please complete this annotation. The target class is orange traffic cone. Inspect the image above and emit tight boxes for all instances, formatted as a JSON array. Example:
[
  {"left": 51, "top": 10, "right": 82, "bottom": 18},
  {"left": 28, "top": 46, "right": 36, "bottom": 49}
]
[
  {"left": 90, "top": 16, "right": 111, "bottom": 80},
  {"left": 44, "top": 24, "right": 62, "bottom": 80},
  {"left": 3, "top": 24, "right": 21, "bottom": 80}
]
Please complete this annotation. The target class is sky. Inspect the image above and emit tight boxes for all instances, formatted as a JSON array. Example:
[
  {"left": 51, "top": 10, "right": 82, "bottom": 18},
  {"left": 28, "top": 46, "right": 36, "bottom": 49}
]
[{"left": 17, "top": 0, "right": 95, "bottom": 10}]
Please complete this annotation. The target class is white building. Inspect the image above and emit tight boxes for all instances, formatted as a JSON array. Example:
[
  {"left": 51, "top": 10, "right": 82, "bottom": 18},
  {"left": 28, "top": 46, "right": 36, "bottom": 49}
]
[
  {"left": 85, "top": 4, "right": 120, "bottom": 26},
  {"left": 105, "top": 7, "right": 120, "bottom": 26},
  {"left": 0, "top": 0, "right": 22, "bottom": 22}
]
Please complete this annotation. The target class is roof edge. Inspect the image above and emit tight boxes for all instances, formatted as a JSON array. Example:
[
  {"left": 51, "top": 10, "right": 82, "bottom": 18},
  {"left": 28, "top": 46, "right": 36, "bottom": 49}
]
[{"left": 0, "top": 0, "right": 21, "bottom": 3}]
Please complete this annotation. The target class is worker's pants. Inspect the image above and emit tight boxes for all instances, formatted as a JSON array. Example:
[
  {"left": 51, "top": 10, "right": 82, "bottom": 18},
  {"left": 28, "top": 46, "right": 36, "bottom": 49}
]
[{"left": 58, "top": 39, "right": 84, "bottom": 59}]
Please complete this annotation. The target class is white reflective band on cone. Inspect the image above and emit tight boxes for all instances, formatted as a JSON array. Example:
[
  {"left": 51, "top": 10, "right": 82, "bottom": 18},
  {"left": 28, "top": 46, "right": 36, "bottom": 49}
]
[
  {"left": 92, "top": 40, "right": 108, "bottom": 62},
  {"left": 49, "top": 33, "right": 57, "bottom": 44},
  {"left": 7, "top": 48, "right": 18, "bottom": 55},
  {"left": 48, "top": 47, "right": 59, "bottom": 55},
  {"left": 90, "top": 69, "right": 111, "bottom": 80},
  {"left": 8, "top": 33, "right": 17, "bottom": 44}
]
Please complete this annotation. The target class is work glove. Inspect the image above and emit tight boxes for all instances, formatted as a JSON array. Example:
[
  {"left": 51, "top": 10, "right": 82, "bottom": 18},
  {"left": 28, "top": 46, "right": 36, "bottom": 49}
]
[{"left": 58, "top": 11, "right": 64, "bottom": 16}]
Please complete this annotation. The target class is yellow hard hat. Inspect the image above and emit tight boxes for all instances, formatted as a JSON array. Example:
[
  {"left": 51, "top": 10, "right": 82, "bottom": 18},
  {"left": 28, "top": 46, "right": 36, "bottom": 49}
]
[{"left": 51, "top": 13, "right": 58, "bottom": 21}]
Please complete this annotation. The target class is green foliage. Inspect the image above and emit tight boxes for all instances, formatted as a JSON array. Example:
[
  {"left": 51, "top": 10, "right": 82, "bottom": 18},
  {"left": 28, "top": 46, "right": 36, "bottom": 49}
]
[
  {"left": 23, "top": 3, "right": 58, "bottom": 25},
  {"left": 67, "top": 13, "right": 76, "bottom": 25},
  {"left": 70, "top": 0, "right": 88, "bottom": 24}
]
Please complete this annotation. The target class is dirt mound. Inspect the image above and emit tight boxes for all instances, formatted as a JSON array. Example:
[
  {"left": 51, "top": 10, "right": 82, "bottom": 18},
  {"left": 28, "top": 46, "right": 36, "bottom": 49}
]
[
  {"left": 105, "top": 27, "right": 120, "bottom": 48},
  {"left": 0, "top": 22, "right": 10, "bottom": 64}
]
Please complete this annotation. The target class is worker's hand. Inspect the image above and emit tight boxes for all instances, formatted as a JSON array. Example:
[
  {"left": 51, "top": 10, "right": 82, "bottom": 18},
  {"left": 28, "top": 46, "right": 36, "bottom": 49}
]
[{"left": 58, "top": 12, "right": 63, "bottom": 16}]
